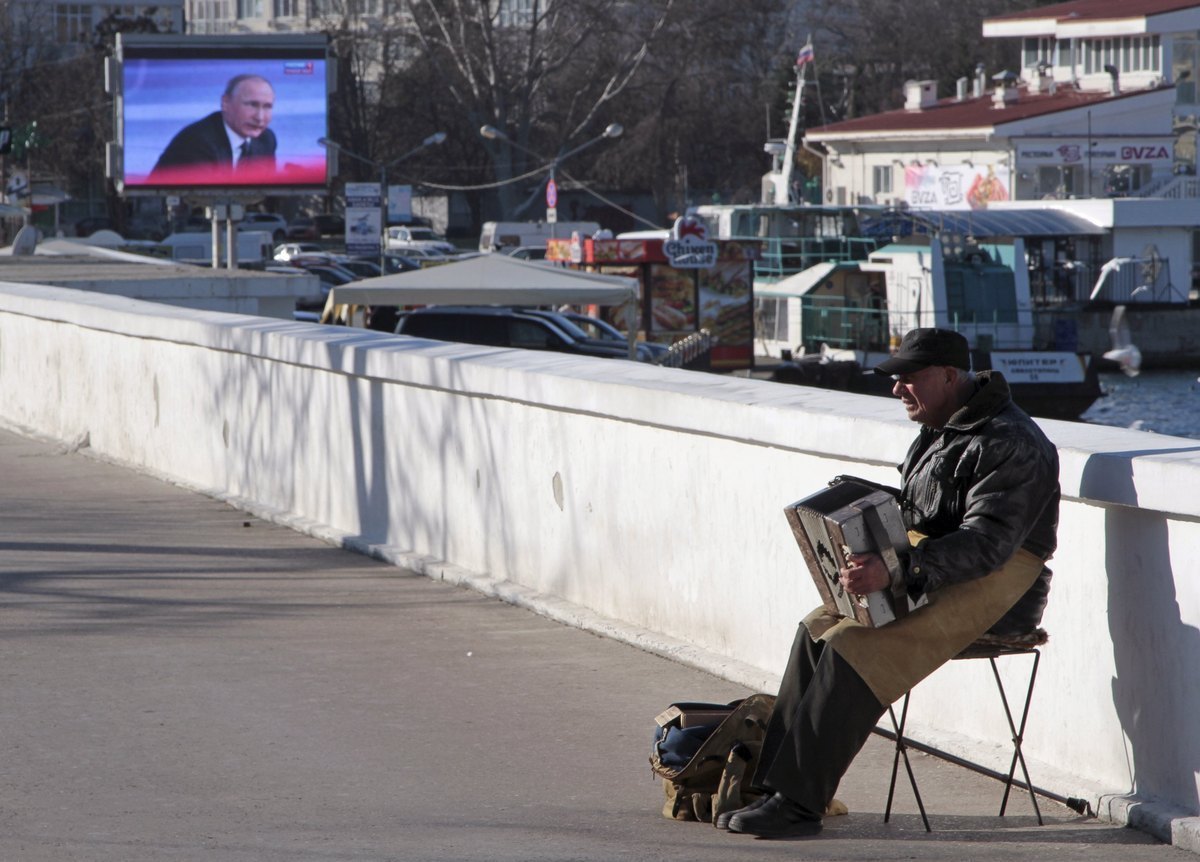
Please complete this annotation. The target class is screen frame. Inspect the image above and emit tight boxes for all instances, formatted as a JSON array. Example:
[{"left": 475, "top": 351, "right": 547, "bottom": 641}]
[{"left": 113, "top": 33, "right": 332, "bottom": 197}]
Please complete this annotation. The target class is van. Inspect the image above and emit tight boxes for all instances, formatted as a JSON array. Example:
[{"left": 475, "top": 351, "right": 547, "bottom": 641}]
[
  {"left": 478, "top": 220, "right": 602, "bottom": 253},
  {"left": 159, "top": 230, "right": 275, "bottom": 265}
]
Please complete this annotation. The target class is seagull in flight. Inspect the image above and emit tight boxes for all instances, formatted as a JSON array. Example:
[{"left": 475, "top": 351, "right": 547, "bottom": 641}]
[
  {"left": 1104, "top": 304, "right": 1142, "bottom": 377},
  {"left": 1089, "top": 258, "right": 1135, "bottom": 301}
]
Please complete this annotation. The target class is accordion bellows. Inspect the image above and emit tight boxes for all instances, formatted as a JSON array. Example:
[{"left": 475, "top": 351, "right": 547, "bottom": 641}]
[{"left": 784, "top": 480, "right": 917, "bottom": 627}]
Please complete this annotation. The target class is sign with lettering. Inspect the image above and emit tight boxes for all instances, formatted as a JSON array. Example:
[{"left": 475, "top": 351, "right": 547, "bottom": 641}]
[
  {"left": 904, "top": 164, "right": 1010, "bottom": 210},
  {"left": 988, "top": 351, "right": 1087, "bottom": 384},
  {"left": 1016, "top": 137, "right": 1173, "bottom": 168},
  {"left": 664, "top": 215, "right": 718, "bottom": 268},
  {"left": 344, "top": 182, "right": 381, "bottom": 257}
]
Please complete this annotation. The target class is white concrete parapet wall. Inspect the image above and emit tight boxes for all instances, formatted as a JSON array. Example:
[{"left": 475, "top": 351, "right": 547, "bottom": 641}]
[{"left": 1, "top": 280, "right": 1198, "bottom": 848}]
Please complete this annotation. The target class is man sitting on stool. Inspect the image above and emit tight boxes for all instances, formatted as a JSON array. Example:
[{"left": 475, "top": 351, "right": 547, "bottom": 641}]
[{"left": 723, "top": 327, "right": 1059, "bottom": 839}]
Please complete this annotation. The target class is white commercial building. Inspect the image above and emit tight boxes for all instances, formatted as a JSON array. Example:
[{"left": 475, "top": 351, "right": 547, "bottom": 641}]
[{"left": 805, "top": 0, "right": 1200, "bottom": 209}]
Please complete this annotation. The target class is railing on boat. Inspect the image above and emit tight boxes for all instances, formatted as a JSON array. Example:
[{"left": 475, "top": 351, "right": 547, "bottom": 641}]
[
  {"left": 784, "top": 301, "right": 1068, "bottom": 354},
  {"left": 746, "top": 235, "right": 881, "bottom": 283}
]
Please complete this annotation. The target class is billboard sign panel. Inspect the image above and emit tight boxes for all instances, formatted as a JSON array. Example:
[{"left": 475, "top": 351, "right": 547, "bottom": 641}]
[
  {"left": 345, "top": 182, "right": 381, "bottom": 257},
  {"left": 115, "top": 34, "right": 330, "bottom": 195},
  {"left": 904, "top": 164, "right": 1011, "bottom": 210},
  {"left": 388, "top": 184, "right": 413, "bottom": 223}
]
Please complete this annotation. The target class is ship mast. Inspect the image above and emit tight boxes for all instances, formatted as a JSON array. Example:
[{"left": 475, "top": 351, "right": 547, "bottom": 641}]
[{"left": 778, "top": 36, "right": 811, "bottom": 205}]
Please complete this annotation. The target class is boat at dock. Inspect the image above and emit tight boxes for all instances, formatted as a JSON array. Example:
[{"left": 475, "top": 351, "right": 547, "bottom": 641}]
[
  {"left": 719, "top": 207, "right": 1104, "bottom": 420},
  {"left": 685, "top": 58, "right": 1199, "bottom": 416}
]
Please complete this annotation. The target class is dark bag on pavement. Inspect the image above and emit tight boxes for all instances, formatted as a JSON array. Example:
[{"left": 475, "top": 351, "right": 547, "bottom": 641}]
[{"left": 648, "top": 694, "right": 776, "bottom": 824}]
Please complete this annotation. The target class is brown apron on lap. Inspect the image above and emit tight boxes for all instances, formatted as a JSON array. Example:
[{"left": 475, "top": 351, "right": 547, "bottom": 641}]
[{"left": 803, "top": 545, "right": 1046, "bottom": 706}]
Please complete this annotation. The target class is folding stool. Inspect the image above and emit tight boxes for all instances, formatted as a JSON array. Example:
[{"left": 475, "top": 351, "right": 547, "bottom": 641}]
[{"left": 883, "top": 629, "right": 1048, "bottom": 832}]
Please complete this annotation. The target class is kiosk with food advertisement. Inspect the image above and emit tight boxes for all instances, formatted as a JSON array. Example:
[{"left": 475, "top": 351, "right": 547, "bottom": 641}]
[{"left": 546, "top": 217, "right": 755, "bottom": 370}]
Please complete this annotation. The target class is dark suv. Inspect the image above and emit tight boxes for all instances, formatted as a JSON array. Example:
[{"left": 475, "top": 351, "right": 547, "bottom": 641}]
[{"left": 395, "top": 306, "right": 659, "bottom": 363}]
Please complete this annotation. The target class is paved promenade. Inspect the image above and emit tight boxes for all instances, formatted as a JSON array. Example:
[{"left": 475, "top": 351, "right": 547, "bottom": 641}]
[{"left": 0, "top": 427, "right": 1191, "bottom": 861}]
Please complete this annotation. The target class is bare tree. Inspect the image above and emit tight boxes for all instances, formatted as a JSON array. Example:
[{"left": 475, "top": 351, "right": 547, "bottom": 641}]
[
  {"left": 310, "top": 0, "right": 415, "bottom": 172},
  {"left": 608, "top": 0, "right": 798, "bottom": 210},
  {"left": 401, "top": 0, "right": 675, "bottom": 217},
  {"left": 797, "top": 0, "right": 1039, "bottom": 122}
]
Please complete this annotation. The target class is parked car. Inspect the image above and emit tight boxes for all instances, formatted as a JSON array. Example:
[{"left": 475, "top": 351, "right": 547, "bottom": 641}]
[
  {"left": 313, "top": 213, "right": 345, "bottom": 236},
  {"left": 554, "top": 310, "right": 671, "bottom": 362},
  {"left": 238, "top": 212, "right": 288, "bottom": 242},
  {"left": 335, "top": 257, "right": 383, "bottom": 279},
  {"left": 286, "top": 215, "right": 320, "bottom": 241},
  {"left": 394, "top": 306, "right": 658, "bottom": 362},
  {"left": 384, "top": 225, "right": 456, "bottom": 255},
  {"left": 274, "top": 242, "right": 328, "bottom": 262},
  {"left": 395, "top": 246, "right": 455, "bottom": 262},
  {"left": 289, "top": 258, "right": 359, "bottom": 284},
  {"left": 290, "top": 261, "right": 358, "bottom": 317},
  {"left": 383, "top": 254, "right": 423, "bottom": 274}
]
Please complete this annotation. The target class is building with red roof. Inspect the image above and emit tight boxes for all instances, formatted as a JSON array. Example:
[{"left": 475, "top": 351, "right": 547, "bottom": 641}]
[{"left": 801, "top": 0, "right": 1200, "bottom": 209}]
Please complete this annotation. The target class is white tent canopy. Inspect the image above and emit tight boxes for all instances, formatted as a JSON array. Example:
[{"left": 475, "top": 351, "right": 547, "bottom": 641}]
[
  {"left": 323, "top": 253, "right": 641, "bottom": 357},
  {"left": 327, "top": 253, "right": 637, "bottom": 307}
]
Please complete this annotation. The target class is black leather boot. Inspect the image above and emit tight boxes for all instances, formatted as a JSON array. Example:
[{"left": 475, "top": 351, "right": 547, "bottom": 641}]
[{"left": 727, "top": 793, "right": 823, "bottom": 839}]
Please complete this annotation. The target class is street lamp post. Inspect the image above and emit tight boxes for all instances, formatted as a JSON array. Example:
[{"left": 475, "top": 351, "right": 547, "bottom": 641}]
[
  {"left": 479, "top": 123, "right": 623, "bottom": 226},
  {"left": 480, "top": 123, "right": 638, "bottom": 359},
  {"left": 319, "top": 132, "right": 447, "bottom": 271}
]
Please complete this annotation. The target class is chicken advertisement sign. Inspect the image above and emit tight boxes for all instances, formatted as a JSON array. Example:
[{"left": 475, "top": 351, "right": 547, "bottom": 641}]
[
  {"left": 664, "top": 216, "right": 718, "bottom": 268},
  {"left": 905, "top": 164, "right": 1010, "bottom": 210}
]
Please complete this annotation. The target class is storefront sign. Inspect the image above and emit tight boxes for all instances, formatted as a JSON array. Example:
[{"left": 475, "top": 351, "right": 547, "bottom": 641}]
[
  {"left": 663, "top": 216, "right": 717, "bottom": 268},
  {"left": 905, "top": 164, "right": 1011, "bottom": 210},
  {"left": 1016, "top": 137, "right": 1173, "bottom": 168}
]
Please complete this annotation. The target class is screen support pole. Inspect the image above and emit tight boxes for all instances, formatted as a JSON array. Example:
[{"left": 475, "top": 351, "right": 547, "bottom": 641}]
[
  {"left": 211, "top": 208, "right": 221, "bottom": 268},
  {"left": 226, "top": 205, "right": 238, "bottom": 270}
]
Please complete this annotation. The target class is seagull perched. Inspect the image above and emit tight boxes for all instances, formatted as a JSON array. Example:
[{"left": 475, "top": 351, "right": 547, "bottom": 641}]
[{"left": 1103, "top": 304, "right": 1142, "bottom": 376}]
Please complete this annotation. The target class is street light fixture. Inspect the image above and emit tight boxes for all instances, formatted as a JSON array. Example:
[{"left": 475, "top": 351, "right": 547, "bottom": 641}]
[
  {"left": 479, "top": 123, "right": 623, "bottom": 221},
  {"left": 319, "top": 131, "right": 448, "bottom": 270}
]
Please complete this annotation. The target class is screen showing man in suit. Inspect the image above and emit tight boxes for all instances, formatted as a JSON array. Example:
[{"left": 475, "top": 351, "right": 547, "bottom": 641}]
[
  {"left": 119, "top": 42, "right": 329, "bottom": 190},
  {"left": 150, "top": 75, "right": 277, "bottom": 181}
]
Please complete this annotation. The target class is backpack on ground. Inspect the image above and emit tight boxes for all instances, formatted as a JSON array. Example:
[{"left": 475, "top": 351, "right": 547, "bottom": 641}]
[{"left": 648, "top": 693, "right": 776, "bottom": 824}]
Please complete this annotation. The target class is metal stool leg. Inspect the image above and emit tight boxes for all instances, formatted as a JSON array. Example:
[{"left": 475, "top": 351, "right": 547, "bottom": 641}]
[
  {"left": 884, "top": 691, "right": 931, "bottom": 832},
  {"left": 990, "top": 649, "right": 1043, "bottom": 825}
]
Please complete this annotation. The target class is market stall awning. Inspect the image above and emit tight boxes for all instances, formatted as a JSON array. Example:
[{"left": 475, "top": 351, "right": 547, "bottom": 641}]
[
  {"left": 863, "top": 208, "right": 1107, "bottom": 240},
  {"left": 327, "top": 253, "right": 637, "bottom": 307}
]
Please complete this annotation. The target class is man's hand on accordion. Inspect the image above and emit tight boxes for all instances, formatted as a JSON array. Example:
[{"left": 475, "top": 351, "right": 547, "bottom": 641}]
[{"left": 839, "top": 552, "right": 890, "bottom": 596}]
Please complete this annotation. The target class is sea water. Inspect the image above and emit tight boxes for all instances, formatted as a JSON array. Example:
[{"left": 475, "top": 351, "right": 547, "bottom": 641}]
[{"left": 1079, "top": 369, "right": 1200, "bottom": 440}]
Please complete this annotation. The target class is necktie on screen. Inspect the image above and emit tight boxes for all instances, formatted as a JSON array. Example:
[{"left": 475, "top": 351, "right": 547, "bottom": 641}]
[{"left": 237, "top": 140, "right": 250, "bottom": 168}]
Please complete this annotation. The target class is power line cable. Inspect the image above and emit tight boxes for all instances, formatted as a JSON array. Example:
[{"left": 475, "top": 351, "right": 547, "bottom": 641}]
[
  {"left": 418, "top": 163, "right": 665, "bottom": 230},
  {"left": 420, "top": 162, "right": 556, "bottom": 191},
  {"left": 556, "top": 167, "right": 665, "bottom": 229}
]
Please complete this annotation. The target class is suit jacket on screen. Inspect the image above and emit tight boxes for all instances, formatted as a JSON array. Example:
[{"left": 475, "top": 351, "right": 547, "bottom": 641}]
[{"left": 151, "top": 112, "right": 277, "bottom": 176}]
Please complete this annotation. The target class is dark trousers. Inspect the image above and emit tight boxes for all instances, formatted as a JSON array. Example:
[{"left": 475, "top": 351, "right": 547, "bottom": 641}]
[{"left": 751, "top": 622, "right": 886, "bottom": 816}]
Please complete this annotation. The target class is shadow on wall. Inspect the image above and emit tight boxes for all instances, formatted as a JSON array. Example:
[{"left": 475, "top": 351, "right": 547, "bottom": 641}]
[{"left": 1080, "top": 448, "right": 1200, "bottom": 816}]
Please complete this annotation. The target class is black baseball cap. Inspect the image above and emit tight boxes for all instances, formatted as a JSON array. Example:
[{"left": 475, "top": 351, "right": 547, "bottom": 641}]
[{"left": 873, "top": 328, "right": 971, "bottom": 375}]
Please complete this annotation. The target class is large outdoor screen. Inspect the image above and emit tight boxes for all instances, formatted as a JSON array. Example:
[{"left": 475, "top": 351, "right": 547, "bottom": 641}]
[{"left": 116, "top": 34, "right": 329, "bottom": 193}]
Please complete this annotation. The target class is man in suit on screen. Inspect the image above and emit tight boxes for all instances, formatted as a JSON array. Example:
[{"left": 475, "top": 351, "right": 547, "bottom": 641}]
[{"left": 150, "top": 74, "right": 277, "bottom": 179}]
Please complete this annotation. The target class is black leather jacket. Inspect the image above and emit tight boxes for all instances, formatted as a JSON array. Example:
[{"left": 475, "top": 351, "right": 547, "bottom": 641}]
[{"left": 899, "top": 371, "right": 1059, "bottom": 635}]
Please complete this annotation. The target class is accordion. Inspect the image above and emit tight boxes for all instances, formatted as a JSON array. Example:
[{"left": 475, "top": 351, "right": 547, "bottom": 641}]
[{"left": 784, "top": 479, "right": 923, "bottom": 627}]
